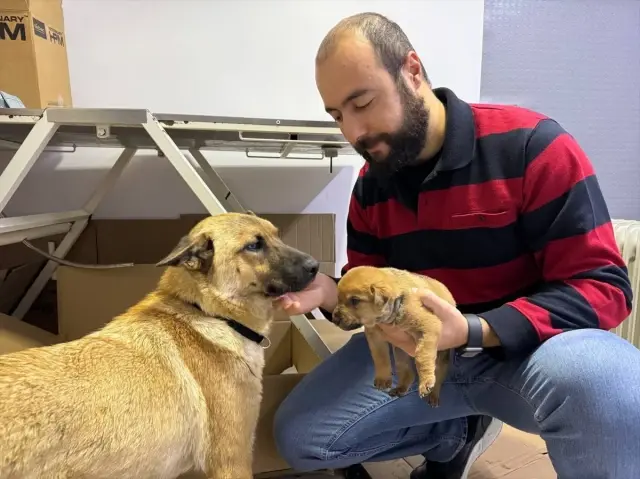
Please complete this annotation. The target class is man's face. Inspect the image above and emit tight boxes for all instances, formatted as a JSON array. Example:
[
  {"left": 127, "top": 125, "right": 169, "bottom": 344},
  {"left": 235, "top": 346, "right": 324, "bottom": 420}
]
[{"left": 315, "top": 35, "right": 429, "bottom": 179}]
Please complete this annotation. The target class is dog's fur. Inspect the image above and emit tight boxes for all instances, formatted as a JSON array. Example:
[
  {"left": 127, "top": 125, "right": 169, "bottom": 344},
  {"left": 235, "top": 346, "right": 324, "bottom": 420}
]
[
  {"left": 331, "top": 266, "right": 455, "bottom": 407},
  {"left": 0, "top": 212, "right": 319, "bottom": 479}
]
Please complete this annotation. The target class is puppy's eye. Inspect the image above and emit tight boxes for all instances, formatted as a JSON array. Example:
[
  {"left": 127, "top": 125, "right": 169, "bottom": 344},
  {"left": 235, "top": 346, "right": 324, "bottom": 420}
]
[
  {"left": 349, "top": 296, "right": 361, "bottom": 307},
  {"left": 244, "top": 236, "right": 264, "bottom": 252}
]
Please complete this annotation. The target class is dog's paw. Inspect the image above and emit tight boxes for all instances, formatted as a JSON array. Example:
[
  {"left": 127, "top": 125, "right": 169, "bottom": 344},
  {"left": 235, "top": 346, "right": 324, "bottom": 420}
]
[
  {"left": 427, "top": 392, "right": 441, "bottom": 408},
  {"left": 417, "top": 374, "right": 436, "bottom": 399},
  {"left": 388, "top": 386, "right": 409, "bottom": 397},
  {"left": 374, "top": 377, "right": 392, "bottom": 391},
  {"left": 418, "top": 383, "right": 433, "bottom": 399}
]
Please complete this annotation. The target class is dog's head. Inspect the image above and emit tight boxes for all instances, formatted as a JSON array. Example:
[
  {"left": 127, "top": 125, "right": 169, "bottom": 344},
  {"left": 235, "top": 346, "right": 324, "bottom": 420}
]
[
  {"left": 156, "top": 212, "right": 319, "bottom": 313},
  {"left": 331, "top": 266, "right": 403, "bottom": 331}
]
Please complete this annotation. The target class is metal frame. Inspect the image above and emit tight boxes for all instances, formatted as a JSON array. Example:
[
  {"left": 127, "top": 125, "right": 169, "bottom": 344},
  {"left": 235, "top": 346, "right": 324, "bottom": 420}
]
[{"left": 0, "top": 107, "right": 348, "bottom": 357}]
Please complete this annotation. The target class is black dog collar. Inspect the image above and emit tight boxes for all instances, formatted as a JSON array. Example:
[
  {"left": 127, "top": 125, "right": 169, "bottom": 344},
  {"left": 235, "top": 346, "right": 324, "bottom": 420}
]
[{"left": 189, "top": 302, "right": 269, "bottom": 347}]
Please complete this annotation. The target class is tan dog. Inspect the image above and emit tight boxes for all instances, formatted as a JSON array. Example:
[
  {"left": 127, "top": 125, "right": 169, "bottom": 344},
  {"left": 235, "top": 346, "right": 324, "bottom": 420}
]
[
  {"left": 0, "top": 212, "right": 319, "bottom": 479},
  {"left": 331, "top": 265, "right": 455, "bottom": 407}
]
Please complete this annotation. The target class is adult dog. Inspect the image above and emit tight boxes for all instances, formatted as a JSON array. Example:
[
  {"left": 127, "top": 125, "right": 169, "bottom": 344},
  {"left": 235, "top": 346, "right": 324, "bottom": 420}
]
[{"left": 0, "top": 212, "right": 319, "bottom": 479}]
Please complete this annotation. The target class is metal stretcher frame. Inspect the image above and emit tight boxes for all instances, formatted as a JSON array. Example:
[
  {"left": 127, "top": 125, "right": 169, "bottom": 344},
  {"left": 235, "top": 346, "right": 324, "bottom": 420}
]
[{"left": 0, "top": 107, "right": 354, "bottom": 360}]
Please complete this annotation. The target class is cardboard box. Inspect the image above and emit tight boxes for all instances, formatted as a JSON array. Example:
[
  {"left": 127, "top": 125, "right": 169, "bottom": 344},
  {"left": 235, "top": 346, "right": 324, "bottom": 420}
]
[
  {"left": 0, "top": 0, "right": 72, "bottom": 108},
  {"left": 0, "top": 311, "right": 59, "bottom": 354}
]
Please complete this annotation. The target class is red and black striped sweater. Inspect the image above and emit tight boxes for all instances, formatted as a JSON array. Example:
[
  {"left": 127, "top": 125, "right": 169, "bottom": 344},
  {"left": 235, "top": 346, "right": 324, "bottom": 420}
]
[{"left": 329, "top": 87, "right": 632, "bottom": 359}]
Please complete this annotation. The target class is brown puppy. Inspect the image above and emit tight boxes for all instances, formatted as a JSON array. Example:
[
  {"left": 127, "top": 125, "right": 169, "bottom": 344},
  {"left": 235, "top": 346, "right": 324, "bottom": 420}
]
[
  {"left": 332, "top": 265, "right": 455, "bottom": 407},
  {"left": 0, "top": 212, "right": 319, "bottom": 479}
]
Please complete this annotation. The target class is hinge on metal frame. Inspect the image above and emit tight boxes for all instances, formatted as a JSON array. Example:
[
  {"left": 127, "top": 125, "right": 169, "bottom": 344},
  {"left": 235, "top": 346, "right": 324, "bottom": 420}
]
[
  {"left": 322, "top": 146, "right": 339, "bottom": 173},
  {"left": 96, "top": 125, "right": 111, "bottom": 139}
]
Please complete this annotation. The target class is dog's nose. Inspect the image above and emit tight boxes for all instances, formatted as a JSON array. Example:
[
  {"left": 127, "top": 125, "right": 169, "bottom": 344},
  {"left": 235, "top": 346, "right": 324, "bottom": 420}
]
[
  {"left": 331, "top": 311, "right": 341, "bottom": 324},
  {"left": 303, "top": 258, "right": 319, "bottom": 277}
]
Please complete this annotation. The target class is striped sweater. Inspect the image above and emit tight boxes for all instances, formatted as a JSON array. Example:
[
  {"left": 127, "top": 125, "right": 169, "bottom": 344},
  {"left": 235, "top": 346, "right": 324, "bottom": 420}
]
[{"left": 335, "top": 87, "right": 632, "bottom": 358}]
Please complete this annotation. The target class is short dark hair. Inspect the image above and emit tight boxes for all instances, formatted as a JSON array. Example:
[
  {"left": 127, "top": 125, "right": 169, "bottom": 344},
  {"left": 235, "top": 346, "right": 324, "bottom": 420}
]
[{"left": 316, "top": 12, "right": 430, "bottom": 84}]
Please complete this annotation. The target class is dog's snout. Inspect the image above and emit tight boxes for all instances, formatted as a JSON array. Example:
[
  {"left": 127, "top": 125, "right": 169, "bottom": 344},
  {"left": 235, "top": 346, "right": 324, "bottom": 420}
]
[
  {"left": 303, "top": 258, "right": 319, "bottom": 277},
  {"left": 331, "top": 311, "right": 342, "bottom": 324}
]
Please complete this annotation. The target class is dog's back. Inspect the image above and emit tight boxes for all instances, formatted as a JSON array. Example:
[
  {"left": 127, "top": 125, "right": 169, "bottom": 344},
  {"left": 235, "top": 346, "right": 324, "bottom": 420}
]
[{"left": 382, "top": 266, "right": 456, "bottom": 306}]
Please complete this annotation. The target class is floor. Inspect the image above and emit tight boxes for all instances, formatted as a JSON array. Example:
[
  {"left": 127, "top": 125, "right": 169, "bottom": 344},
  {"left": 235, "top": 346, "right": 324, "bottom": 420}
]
[{"left": 259, "top": 456, "right": 423, "bottom": 478}]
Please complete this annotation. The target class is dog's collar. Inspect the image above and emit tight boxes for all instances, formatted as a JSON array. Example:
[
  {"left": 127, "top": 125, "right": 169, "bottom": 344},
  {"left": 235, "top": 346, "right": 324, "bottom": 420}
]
[{"left": 189, "top": 302, "right": 270, "bottom": 348}]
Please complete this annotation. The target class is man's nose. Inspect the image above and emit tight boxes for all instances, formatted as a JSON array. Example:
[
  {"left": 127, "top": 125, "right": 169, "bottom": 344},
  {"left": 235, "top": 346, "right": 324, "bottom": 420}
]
[{"left": 341, "top": 118, "right": 367, "bottom": 146}]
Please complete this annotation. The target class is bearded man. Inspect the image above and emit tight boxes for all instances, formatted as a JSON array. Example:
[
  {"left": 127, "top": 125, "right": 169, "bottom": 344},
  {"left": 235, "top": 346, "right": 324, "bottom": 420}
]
[{"left": 273, "top": 12, "right": 640, "bottom": 479}]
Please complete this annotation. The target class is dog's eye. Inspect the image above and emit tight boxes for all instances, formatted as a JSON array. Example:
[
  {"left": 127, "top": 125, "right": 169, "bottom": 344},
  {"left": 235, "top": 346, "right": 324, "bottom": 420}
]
[
  {"left": 244, "top": 236, "right": 264, "bottom": 252},
  {"left": 349, "top": 296, "right": 360, "bottom": 307}
]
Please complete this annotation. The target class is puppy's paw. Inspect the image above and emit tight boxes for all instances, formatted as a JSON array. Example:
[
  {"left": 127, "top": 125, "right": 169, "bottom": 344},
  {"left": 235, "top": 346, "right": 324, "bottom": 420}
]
[
  {"left": 418, "top": 375, "right": 436, "bottom": 399},
  {"left": 388, "top": 386, "right": 409, "bottom": 397},
  {"left": 418, "top": 383, "right": 433, "bottom": 399},
  {"left": 374, "top": 376, "right": 392, "bottom": 391},
  {"left": 427, "top": 391, "right": 441, "bottom": 408}
]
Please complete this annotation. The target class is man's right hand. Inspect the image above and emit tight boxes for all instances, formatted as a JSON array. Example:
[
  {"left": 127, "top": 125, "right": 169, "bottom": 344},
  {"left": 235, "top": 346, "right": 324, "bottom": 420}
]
[{"left": 275, "top": 273, "right": 338, "bottom": 316}]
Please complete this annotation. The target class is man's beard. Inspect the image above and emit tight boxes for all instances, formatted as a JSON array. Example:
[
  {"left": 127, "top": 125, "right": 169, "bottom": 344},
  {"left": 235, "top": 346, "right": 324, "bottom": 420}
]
[{"left": 354, "top": 80, "right": 429, "bottom": 182}]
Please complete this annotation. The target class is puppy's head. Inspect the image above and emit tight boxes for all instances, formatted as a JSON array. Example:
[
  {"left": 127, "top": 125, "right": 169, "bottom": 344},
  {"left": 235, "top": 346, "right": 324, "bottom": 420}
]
[
  {"left": 332, "top": 266, "right": 403, "bottom": 331},
  {"left": 156, "top": 212, "right": 319, "bottom": 308}
]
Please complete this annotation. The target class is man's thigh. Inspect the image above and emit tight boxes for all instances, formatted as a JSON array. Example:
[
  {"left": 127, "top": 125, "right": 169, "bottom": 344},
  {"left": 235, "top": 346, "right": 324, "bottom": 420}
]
[
  {"left": 462, "top": 328, "right": 640, "bottom": 433},
  {"left": 273, "top": 331, "right": 477, "bottom": 470}
]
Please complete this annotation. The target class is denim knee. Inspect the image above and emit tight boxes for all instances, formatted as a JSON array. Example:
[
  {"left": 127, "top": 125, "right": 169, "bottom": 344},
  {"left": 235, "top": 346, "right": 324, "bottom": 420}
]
[{"left": 529, "top": 329, "right": 640, "bottom": 426}]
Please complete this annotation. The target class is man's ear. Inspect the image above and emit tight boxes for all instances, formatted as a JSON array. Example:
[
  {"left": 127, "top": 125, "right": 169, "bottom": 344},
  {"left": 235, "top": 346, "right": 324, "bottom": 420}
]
[{"left": 156, "top": 234, "right": 214, "bottom": 271}]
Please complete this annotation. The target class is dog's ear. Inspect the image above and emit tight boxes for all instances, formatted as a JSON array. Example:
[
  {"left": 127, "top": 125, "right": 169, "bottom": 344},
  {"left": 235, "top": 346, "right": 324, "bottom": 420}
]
[
  {"left": 371, "top": 284, "right": 404, "bottom": 322},
  {"left": 156, "top": 234, "right": 214, "bottom": 271},
  {"left": 391, "top": 295, "right": 405, "bottom": 315},
  {"left": 370, "top": 283, "right": 390, "bottom": 307}
]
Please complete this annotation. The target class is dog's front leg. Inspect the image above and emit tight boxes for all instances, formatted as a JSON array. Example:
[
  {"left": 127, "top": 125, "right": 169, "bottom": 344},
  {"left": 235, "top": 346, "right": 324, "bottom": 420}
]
[
  {"left": 427, "top": 349, "right": 450, "bottom": 407},
  {"left": 204, "top": 452, "right": 253, "bottom": 479},
  {"left": 389, "top": 346, "right": 415, "bottom": 397},
  {"left": 365, "top": 326, "right": 393, "bottom": 391}
]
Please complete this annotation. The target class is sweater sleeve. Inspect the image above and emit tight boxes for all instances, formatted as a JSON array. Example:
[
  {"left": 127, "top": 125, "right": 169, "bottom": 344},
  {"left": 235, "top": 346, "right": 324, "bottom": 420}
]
[{"left": 481, "top": 119, "right": 633, "bottom": 358}]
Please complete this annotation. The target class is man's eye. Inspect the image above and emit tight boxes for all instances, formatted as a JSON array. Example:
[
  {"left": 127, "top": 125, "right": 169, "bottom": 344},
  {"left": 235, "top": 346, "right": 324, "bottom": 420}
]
[{"left": 354, "top": 100, "right": 372, "bottom": 110}]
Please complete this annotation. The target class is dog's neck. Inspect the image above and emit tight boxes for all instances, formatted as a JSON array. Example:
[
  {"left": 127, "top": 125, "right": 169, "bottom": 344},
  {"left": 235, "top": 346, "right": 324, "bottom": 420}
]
[
  {"left": 186, "top": 300, "right": 266, "bottom": 345},
  {"left": 158, "top": 268, "right": 275, "bottom": 339}
]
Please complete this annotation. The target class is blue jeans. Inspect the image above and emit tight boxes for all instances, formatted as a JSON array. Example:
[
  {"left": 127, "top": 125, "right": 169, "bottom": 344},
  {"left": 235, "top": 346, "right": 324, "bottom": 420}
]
[{"left": 274, "top": 328, "right": 640, "bottom": 478}]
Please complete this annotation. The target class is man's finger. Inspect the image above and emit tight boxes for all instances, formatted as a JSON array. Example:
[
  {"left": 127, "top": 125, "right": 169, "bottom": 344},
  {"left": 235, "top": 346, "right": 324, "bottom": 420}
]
[{"left": 419, "top": 289, "right": 453, "bottom": 316}]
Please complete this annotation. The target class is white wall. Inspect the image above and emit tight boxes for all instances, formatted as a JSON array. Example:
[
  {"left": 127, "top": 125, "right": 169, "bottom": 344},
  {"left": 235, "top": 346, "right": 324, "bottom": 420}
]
[{"left": 2, "top": 0, "right": 485, "bottom": 271}]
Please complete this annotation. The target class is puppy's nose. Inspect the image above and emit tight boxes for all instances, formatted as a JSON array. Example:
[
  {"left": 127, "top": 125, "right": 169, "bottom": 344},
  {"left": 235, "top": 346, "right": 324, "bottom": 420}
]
[
  {"left": 303, "top": 258, "right": 319, "bottom": 277},
  {"left": 331, "top": 311, "right": 342, "bottom": 324}
]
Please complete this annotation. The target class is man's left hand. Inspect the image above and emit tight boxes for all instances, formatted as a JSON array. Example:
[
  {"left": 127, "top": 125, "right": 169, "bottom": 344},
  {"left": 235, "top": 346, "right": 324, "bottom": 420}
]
[{"left": 377, "top": 289, "right": 470, "bottom": 357}]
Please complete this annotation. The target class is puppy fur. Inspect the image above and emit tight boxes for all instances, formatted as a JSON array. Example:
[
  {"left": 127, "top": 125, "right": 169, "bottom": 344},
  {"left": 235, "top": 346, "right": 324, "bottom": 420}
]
[
  {"left": 331, "top": 265, "right": 455, "bottom": 407},
  {"left": 0, "top": 212, "right": 319, "bottom": 479}
]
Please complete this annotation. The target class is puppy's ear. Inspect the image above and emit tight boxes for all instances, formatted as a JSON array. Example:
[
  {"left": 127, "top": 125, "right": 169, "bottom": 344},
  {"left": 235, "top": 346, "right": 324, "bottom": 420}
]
[
  {"left": 370, "top": 284, "right": 390, "bottom": 307},
  {"left": 156, "top": 234, "right": 214, "bottom": 271},
  {"left": 391, "top": 295, "right": 405, "bottom": 315}
]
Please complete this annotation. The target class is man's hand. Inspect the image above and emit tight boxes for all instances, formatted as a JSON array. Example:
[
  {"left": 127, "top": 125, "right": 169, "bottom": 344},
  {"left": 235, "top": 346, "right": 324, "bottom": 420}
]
[
  {"left": 378, "top": 290, "right": 470, "bottom": 356},
  {"left": 274, "top": 273, "right": 338, "bottom": 316}
]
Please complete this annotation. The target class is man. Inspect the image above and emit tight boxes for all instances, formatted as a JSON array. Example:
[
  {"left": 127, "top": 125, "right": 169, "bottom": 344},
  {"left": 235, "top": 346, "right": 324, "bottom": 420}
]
[{"left": 273, "top": 12, "right": 640, "bottom": 479}]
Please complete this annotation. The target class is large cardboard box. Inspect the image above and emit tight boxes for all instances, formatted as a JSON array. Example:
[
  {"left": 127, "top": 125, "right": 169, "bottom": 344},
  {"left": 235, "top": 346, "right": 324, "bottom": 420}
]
[
  {"left": 0, "top": 311, "right": 59, "bottom": 354},
  {"left": 0, "top": 0, "right": 72, "bottom": 108}
]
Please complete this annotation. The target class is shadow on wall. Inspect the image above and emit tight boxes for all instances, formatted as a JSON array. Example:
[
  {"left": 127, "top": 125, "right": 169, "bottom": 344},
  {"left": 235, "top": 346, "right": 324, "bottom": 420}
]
[{"left": 0, "top": 149, "right": 362, "bottom": 273}]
